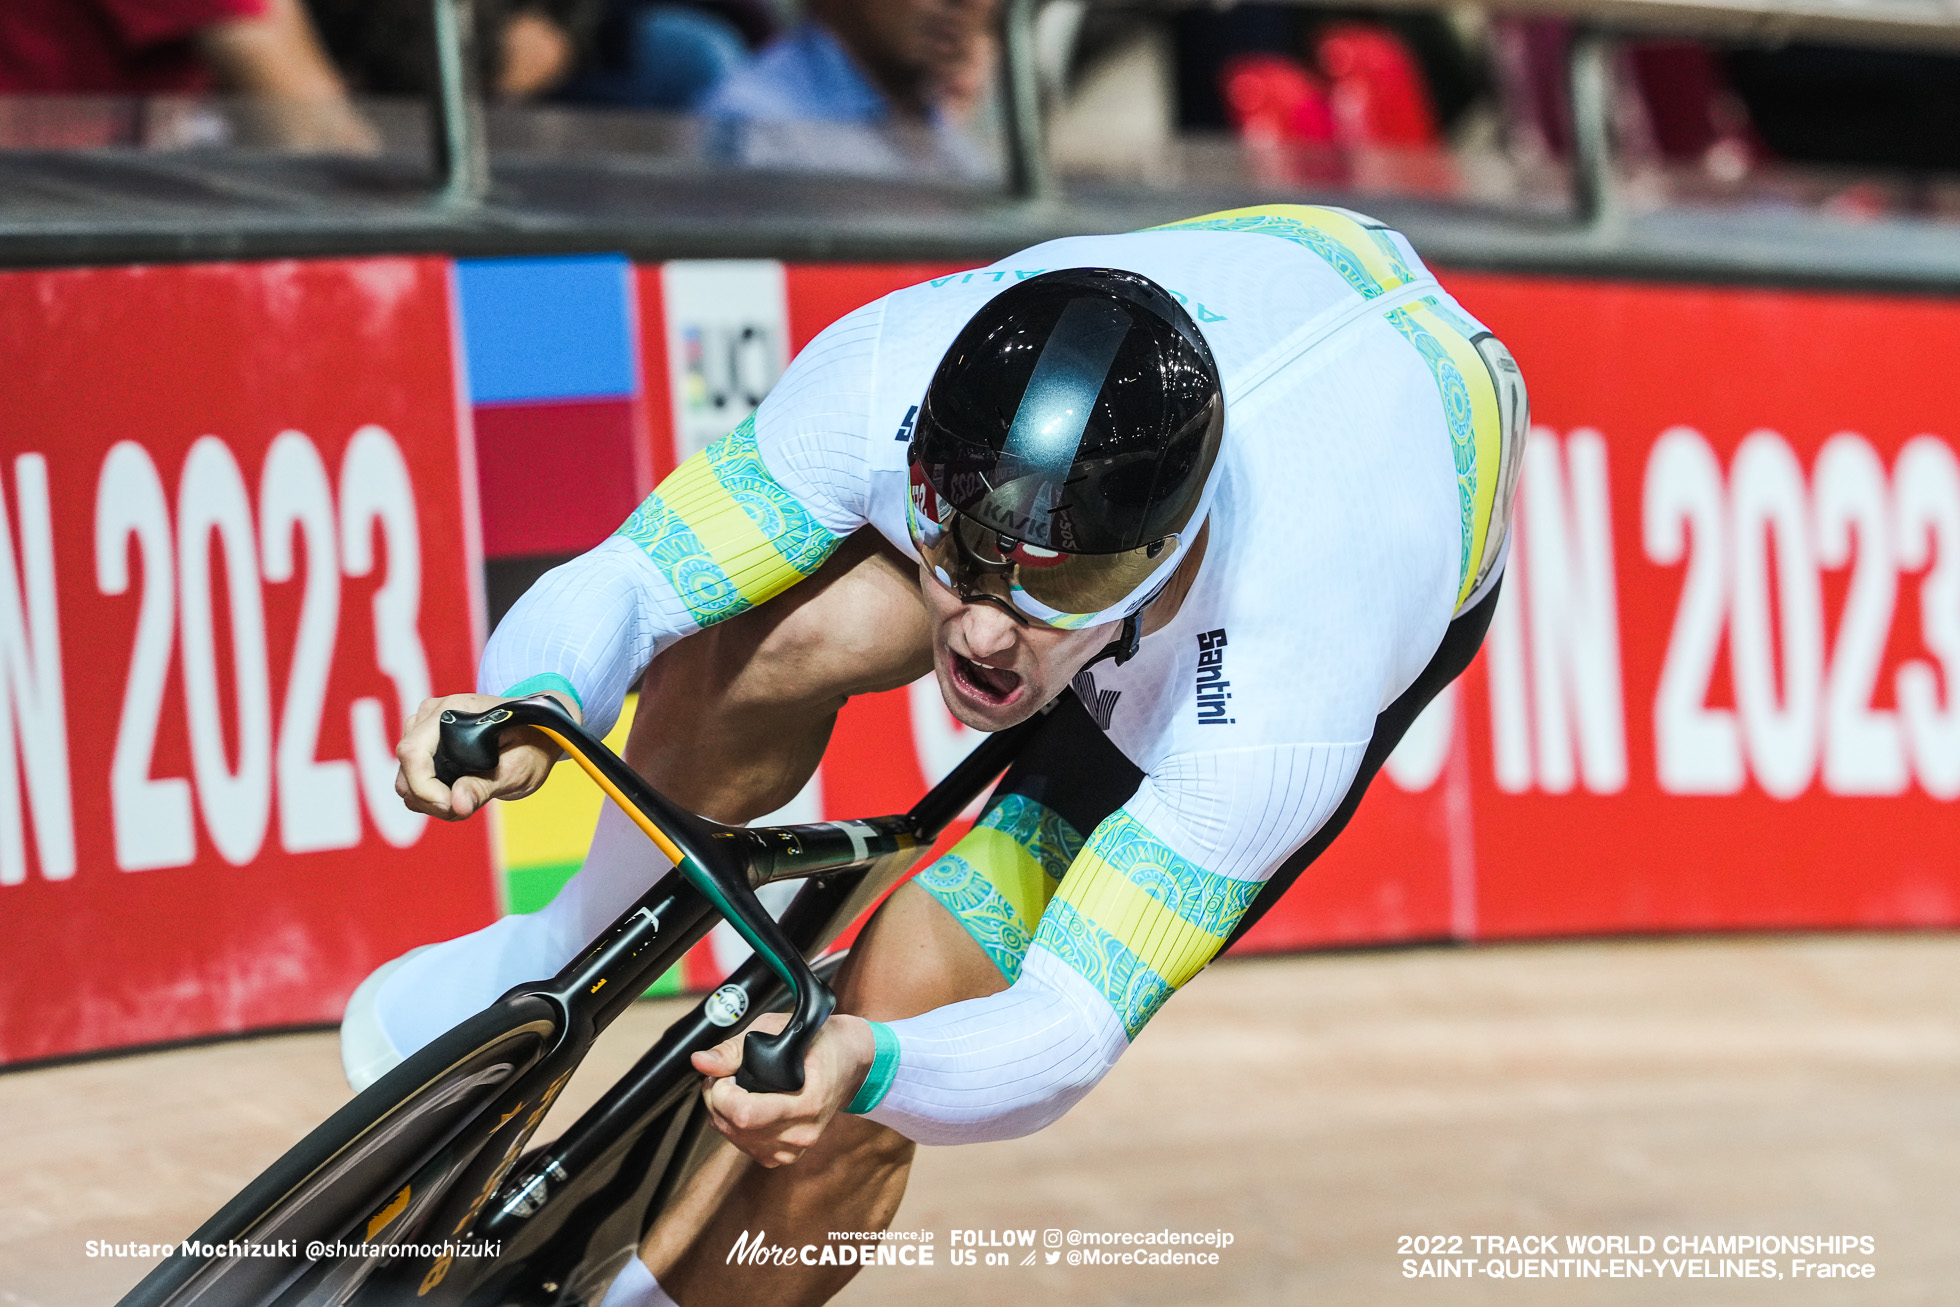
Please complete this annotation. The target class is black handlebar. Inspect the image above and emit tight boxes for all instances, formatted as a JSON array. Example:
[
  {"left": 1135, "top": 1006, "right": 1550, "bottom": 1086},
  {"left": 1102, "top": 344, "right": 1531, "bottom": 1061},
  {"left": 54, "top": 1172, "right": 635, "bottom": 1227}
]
[
  {"left": 432, "top": 707, "right": 504, "bottom": 788},
  {"left": 433, "top": 696, "right": 834, "bottom": 1095}
]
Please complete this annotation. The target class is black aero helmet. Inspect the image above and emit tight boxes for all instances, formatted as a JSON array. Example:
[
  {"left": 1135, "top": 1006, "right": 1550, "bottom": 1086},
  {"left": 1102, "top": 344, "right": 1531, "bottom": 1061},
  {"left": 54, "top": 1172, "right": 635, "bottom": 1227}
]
[{"left": 907, "top": 268, "right": 1224, "bottom": 628}]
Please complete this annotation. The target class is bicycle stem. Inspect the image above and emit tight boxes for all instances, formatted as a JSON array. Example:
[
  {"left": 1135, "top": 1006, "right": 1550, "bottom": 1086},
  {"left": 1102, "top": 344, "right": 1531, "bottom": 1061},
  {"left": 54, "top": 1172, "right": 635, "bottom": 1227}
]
[{"left": 433, "top": 696, "right": 834, "bottom": 1094}]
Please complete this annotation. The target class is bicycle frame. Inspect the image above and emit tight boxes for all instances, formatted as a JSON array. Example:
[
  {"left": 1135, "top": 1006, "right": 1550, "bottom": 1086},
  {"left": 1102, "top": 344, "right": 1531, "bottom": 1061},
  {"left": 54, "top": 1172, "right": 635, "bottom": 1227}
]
[{"left": 119, "top": 696, "right": 1044, "bottom": 1307}]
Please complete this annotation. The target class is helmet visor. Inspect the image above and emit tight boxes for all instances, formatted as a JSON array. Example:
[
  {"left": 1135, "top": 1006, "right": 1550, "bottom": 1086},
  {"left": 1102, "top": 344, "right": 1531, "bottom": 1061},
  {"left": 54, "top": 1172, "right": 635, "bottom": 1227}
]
[{"left": 908, "top": 463, "right": 1178, "bottom": 629}]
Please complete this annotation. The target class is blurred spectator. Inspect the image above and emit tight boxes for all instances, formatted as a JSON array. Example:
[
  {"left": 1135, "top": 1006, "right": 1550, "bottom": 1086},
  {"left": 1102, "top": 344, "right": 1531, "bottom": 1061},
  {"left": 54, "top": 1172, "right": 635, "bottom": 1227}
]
[
  {"left": 1317, "top": 23, "right": 1440, "bottom": 148},
  {"left": 1491, "top": 19, "right": 1761, "bottom": 177},
  {"left": 1187, "top": 5, "right": 1456, "bottom": 192},
  {"left": 1726, "top": 45, "right": 1960, "bottom": 174},
  {"left": 500, "top": 6, "right": 582, "bottom": 97},
  {"left": 306, "top": 0, "right": 600, "bottom": 101},
  {"left": 700, "top": 0, "right": 999, "bottom": 175},
  {"left": 1220, "top": 53, "right": 1335, "bottom": 149},
  {"left": 558, "top": 1, "right": 759, "bottom": 110},
  {"left": 1490, "top": 22, "right": 1960, "bottom": 209},
  {"left": 0, "top": 0, "right": 376, "bottom": 149},
  {"left": 1489, "top": 16, "right": 1787, "bottom": 193},
  {"left": 1486, "top": 15, "right": 1571, "bottom": 160},
  {"left": 1175, "top": 3, "right": 1482, "bottom": 140},
  {"left": 1626, "top": 42, "right": 1761, "bottom": 180}
]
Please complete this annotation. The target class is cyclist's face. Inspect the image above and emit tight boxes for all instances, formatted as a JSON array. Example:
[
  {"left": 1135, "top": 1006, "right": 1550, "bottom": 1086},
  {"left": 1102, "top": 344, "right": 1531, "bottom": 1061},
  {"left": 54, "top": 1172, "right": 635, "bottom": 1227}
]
[{"left": 918, "top": 563, "right": 1120, "bottom": 731}]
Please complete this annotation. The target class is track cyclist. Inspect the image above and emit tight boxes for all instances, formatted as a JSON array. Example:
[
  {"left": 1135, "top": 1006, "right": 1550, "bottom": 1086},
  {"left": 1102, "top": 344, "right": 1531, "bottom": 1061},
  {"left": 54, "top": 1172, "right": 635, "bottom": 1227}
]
[{"left": 361, "top": 204, "right": 1527, "bottom": 1307}]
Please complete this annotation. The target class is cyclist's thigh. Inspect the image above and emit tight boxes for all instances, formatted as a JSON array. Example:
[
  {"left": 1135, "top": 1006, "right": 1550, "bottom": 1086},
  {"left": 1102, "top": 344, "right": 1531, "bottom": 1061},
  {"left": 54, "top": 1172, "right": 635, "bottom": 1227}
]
[{"left": 625, "top": 528, "right": 934, "bottom": 818}]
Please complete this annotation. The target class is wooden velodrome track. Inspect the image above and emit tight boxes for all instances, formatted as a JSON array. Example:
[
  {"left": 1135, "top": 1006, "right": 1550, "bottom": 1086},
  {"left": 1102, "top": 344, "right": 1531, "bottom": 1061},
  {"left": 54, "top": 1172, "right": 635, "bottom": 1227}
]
[{"left": 2, "top": 934, "right": 1953, "bottom": 1306}]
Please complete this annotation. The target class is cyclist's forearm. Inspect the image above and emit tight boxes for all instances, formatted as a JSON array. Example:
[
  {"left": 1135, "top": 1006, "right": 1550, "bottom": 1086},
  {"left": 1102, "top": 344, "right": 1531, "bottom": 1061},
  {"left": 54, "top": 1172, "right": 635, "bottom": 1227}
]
[
  {"left": 858, "top": 946, "right": 1126, "bottom": 1144},
  {"left": 853, "top": 807, "right": 1245, "bottom": 1145},
  {"left": 848, "top": 750, "right": 1366, "bottom": 1142},
  {"left": 849, "top": 805, "right": 1241, "bottom": 1145}
]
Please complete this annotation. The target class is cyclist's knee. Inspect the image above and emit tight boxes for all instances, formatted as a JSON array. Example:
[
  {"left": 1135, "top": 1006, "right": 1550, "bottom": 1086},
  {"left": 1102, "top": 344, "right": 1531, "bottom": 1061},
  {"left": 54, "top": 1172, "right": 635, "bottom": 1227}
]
[
  {"left": 741, "top": 530, "right": 933, "bottom": 705},
  {"left": 818, "top": 1110, "right": 915, "bottom": 1171},
  {"left": 833, "top": 880, "right": 1009, "bottom": 1022}
]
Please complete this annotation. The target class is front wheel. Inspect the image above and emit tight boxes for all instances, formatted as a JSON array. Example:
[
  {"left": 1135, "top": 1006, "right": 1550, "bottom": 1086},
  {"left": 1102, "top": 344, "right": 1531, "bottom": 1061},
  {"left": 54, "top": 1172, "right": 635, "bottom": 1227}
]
[{"left": 120, "top": 999, "right": 562, "bottom": 1307}]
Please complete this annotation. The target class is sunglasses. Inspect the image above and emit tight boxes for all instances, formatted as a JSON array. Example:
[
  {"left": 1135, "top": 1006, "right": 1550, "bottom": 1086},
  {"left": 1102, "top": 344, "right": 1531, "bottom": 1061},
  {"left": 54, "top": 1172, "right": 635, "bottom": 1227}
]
[{"left": 907, "top": 465, "right": 1177, "bottom": 630}]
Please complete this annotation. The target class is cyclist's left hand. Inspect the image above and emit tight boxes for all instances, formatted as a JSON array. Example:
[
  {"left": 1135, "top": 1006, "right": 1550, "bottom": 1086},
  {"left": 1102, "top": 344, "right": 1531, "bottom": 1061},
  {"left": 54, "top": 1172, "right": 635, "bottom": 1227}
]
[{"left": 693, "top": 1012, "right": 878, "bottom": 1167}]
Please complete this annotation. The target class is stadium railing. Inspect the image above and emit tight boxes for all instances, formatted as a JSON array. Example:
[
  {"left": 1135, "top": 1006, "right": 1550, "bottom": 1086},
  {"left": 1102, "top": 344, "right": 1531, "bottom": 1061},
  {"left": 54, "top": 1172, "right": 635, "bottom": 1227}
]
[{"left": 0, "top": 0, "right": 1956, "bottom": 290}]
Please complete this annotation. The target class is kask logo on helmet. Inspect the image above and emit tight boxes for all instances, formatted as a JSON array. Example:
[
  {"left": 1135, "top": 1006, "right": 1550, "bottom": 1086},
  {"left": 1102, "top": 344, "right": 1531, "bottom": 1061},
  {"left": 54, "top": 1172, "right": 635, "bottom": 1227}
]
[{"left": 969, "top": 497, "right": 1061, "bottom": 546}]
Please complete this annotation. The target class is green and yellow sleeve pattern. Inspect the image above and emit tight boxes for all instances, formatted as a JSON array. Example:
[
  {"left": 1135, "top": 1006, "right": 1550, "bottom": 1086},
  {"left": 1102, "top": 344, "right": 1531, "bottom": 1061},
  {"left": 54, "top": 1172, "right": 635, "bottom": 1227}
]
[
  {"left": 918, "top": 792, "right": 1266, "bottom": 1039},
  {"left": 1155, "top": 202, "right": 1421, "bottom": 298},
  {"left": 1032, "top": 810, "right": 1263, "bottom": 1038},
  {"left": 614, "top": 414, "right": 844, "bottom": 627},
  {"left": 915, "top": 794, "right": 1085, "bottom": 983}
]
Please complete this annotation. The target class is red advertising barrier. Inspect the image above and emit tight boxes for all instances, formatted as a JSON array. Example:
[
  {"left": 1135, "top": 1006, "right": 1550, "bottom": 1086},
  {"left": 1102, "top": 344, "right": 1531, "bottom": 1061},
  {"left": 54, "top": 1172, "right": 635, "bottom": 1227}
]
[
  {"left": 1446, "top": 273, "right": 1960, "bottom": 938},
  {"left": 9, "top": 252, "right": 1957, "bottom": 1062},
  {"left": 0, "top": 259, "right": 498, "bottom": 1064}
]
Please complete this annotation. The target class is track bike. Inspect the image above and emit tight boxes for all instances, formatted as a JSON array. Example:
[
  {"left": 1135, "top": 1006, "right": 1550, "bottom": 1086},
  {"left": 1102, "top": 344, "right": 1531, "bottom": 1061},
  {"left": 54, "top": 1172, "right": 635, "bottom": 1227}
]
[{"left": 118, "top": 693, "right": 1042, "bottom": 1307}]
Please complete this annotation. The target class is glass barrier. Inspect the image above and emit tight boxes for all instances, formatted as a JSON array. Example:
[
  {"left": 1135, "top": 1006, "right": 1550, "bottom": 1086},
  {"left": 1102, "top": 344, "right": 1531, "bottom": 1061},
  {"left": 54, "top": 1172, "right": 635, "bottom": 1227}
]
[
  {"left": 1056, "top": 129, "right": 1960, "bottom": 228},
  {"left": 2, "top": 12, "right": 1959, "bottom": 238},
  {"left": 0, "top": 95, "right": 1006, "bottom": 184},
  {"left": 0, "top": 95, "right": 428, "bottom": 157},
  {"left": 1054, "top": 131, "right": 1575, "bottom": 218},
  {"left": 481, "top": 104, "right": 1005, "bottom": 185}
]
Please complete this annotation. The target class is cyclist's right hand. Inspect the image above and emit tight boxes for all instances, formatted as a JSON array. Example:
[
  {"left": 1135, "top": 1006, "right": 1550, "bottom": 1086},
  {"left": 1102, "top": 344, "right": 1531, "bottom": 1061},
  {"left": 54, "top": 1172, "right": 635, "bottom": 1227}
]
[{"left": 394, "top": 691, "right": 579, "bottom": 821}]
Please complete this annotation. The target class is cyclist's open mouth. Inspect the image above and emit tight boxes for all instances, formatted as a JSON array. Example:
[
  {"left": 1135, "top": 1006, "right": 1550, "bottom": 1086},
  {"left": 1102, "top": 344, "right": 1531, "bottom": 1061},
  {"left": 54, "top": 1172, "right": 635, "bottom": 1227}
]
[{"left": 952, "top": 652, "right": 1023, "bottom": 706}]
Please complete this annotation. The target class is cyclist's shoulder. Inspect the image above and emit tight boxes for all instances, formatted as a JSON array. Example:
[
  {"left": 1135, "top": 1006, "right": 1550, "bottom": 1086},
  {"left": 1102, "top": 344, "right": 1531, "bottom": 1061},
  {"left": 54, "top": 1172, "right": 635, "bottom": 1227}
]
[
  {"left": 873, "top": 207, "right": 1421, "bottom": 341},
  {"left": 858, "top": 210, "right": 1492, "bottom": 400},
  {"left": 1057, "top": 206, "right": 1439, "bottom": 303},
  {"left": 1001, "top": 203, "right": 1425, "bottom": 270}
]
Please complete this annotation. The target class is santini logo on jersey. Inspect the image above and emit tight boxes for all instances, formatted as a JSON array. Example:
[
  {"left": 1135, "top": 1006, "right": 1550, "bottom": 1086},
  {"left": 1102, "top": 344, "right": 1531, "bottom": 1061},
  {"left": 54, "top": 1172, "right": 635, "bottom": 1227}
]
[
  {"left": 893, "top": 404, "right": 919, "bottom": 442},
  {"left": 1195, "top": 629, "right": 1234, "bottom": 725}
]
